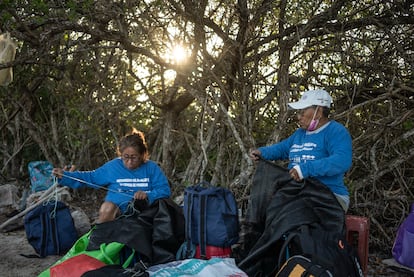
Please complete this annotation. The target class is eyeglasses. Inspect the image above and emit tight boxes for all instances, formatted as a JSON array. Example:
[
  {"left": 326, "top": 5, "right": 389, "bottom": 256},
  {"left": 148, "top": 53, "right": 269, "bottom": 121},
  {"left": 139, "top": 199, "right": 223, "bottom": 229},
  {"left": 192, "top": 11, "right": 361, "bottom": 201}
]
[{"left": 122, "top": 154, "right": 139, "bottom": 162}]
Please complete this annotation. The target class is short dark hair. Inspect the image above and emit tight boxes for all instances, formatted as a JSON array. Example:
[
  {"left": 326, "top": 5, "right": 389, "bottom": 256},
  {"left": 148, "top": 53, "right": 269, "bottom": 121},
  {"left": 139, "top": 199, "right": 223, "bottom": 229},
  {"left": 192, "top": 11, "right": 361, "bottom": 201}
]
[
  {"left": 310, "top": 105, "right": 330, "bottom": 118},
  {"left": 118, "top": 131, "right": 149, "bottom": 160},
  {"left": 321, "top": 106, "right": 330, "bottom": 118}
]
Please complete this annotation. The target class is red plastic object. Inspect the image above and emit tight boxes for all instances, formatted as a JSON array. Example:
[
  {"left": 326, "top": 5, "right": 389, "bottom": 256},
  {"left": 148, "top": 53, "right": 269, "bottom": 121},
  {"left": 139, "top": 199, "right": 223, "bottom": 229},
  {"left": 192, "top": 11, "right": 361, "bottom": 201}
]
[
  {"left": 50, "top": 254, "right": 106, "bottom": 277},
  {"left": 346, "top": 215, "right": 369, "bottom": 276},
  {"left": 195, "top": 245, "right": 232, "bottom": 259}
]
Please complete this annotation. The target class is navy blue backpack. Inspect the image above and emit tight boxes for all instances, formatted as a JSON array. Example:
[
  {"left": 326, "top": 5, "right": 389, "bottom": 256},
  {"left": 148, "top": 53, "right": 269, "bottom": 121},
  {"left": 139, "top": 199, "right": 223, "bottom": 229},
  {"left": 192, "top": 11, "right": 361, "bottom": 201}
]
[
  {"left": 24, "top": 201, "right": 78, "bottom": 257},
  {"left": 180, "top": 182, "right": 240, "bottom": 259}
]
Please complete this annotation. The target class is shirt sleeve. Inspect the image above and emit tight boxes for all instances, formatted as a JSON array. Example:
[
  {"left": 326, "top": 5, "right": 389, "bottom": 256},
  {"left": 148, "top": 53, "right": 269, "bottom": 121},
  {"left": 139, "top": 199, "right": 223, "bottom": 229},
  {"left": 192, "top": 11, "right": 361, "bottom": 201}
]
[
  {"left": 259, "top": 131, "right": 297, "bottom": 161},
  {"left": 58, "top": 163, "right": 111, "bottom": 189}
]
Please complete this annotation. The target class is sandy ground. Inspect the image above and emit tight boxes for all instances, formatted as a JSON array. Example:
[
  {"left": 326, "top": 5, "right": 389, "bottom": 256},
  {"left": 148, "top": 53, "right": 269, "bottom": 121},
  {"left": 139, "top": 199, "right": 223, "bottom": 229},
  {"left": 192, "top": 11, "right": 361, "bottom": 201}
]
[
  {"left": 1, "top": 229, "right": 61, "bottom": 277},
  {"left": 0, "top": 187, "right": 98, "bottom": 277}
]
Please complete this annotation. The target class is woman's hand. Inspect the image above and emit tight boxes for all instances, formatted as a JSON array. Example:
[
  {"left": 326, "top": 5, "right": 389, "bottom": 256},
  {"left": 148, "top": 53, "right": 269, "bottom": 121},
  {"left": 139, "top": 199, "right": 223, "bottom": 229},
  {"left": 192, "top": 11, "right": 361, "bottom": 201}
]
[
  {"left": 289, "top": 168, "right": 302, "bottom": 182},
  {"left": 52, "top": 165, "right": 76, "bottom": 178},
  {"left": 52, "top": 168, "right": 64, "bottom": 178},
  {"left": 250, "top": 149, "right": 262, "bottom": 161},
  {"left": 134, "top": 191, "right": 148, "bottom": 200}
]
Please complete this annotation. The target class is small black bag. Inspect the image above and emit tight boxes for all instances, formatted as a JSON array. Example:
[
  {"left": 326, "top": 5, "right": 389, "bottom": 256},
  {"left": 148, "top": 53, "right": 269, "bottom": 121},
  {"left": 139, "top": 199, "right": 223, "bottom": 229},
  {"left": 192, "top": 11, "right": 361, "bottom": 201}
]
[
  {"left": 277, "top": 225, "right": 364, "bottom": 277},
  {"left": 276, "top": 255, "right": 333, "bottom": 277}
]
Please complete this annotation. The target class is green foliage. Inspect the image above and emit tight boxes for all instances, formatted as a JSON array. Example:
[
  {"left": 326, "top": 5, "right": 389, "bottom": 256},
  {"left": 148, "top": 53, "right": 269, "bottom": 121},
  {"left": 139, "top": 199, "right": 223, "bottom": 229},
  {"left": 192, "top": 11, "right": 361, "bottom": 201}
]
[
  {"left": 30, "top": 0, "right": 49, "bottom": 14},
  {"left": 403, "top": 120, "right": 413, "bottom": 131}
]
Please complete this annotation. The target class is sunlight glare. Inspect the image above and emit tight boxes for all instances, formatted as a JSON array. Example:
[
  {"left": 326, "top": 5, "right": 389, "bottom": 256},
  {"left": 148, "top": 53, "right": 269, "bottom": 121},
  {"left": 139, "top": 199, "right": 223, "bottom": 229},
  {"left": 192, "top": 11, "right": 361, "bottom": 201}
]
[
  {"left": 164, "top": 69, "right": 177, "bottom": 80},
  {"left": 170, "top": 44, "right": 189, "bottom": 64}
]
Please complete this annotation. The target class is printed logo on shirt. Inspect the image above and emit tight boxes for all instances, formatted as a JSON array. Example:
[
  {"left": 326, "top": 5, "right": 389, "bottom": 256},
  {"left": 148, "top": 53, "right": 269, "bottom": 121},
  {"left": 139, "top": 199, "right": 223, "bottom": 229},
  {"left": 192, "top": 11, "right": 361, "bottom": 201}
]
[
  {"left": 290, "top": 143, "right": 317, "bottom": 163},
  {"left": 291, "top": 142, "right": 317, "bottom": 152},
  {"left": 301, "top": 154, "right": 316, "bottom": 161},
  {"left": 117, "top": 178, "right": 149, "bottom": 188}
]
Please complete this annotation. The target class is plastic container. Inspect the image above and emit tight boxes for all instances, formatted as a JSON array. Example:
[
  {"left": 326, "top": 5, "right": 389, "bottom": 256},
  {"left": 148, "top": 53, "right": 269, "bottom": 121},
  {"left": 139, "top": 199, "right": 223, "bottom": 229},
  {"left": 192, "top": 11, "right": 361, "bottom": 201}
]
[{"left": 195, "top": 245, "right": 232, "bottom": 259}]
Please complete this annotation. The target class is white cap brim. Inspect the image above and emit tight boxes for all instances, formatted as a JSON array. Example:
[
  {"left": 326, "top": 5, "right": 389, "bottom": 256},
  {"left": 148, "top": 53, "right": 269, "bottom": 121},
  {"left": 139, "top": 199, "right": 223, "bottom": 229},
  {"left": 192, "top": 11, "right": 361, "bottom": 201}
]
[{"left": 288, "top": 101, "right": 313, "bottom": 110}]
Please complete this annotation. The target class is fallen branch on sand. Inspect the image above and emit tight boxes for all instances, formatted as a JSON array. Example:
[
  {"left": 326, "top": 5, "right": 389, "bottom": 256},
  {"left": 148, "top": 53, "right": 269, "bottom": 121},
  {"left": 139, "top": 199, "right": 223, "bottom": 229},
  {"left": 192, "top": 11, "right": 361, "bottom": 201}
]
[{"left": 0, "top": 184, "right": 67, "bottom": 231}]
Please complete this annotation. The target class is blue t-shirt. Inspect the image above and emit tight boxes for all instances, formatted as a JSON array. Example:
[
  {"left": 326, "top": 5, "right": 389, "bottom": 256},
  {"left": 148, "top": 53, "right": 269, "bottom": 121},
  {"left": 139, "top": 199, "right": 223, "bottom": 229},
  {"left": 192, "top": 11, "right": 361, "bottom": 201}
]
[
  {"left": 259, "top": 120, "right": 352, "bottom": 196},
  {"left": 58, "top": 158, "right": 171, "bottom": 212}
]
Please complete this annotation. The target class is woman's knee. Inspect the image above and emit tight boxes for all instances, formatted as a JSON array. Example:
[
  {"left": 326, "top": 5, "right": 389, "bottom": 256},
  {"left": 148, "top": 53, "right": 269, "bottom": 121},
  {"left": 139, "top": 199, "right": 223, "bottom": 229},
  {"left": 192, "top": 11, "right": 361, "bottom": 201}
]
[{"left": 98, "top": 202, "right": 120, "bottom": 223}]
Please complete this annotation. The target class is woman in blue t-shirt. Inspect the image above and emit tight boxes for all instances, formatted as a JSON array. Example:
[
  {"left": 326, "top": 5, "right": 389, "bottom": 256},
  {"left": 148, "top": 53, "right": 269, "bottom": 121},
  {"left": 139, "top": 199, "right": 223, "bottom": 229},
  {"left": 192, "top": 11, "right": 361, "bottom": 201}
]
[
  {"left": 52, "top": 131, "right": 171, "bottom": 223},
  {"left": 250, "top": 89, "right": 352, "bottom": 212}
]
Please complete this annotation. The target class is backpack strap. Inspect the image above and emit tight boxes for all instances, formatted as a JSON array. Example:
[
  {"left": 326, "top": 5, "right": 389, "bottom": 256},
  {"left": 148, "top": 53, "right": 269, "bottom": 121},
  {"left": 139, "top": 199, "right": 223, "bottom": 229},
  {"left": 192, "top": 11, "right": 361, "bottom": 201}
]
[
  {"left": 44, "top": 201, "right": 62, "bottom": 256},
  {"left": 199, "top": 194, "right": 208, "bottom": 259},
  {"left": 39, "top": 210, "right": 48, "bottom": 257},
  {"left": 277, "top": 231, "right": 297, "bottom": 268},
  {"left": 196, "top": 180, "right": 212, "bottom": 257},
  {"left": 185, "top": 192, "right": 194, "bottom": 258},
  {"left": 50, "top": 207, "right": 60, "bottom": 255}
]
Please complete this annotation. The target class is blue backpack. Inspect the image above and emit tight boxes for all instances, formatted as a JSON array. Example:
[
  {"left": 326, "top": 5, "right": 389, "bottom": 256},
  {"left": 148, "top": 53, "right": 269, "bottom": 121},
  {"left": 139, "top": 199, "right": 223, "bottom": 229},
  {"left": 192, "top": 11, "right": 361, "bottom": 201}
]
[
  {"left": 180, "top": 182, "right": 240, "bottom": 258},
  {"left": 24, "top": 201, "right": 79, "bottom": 257}
]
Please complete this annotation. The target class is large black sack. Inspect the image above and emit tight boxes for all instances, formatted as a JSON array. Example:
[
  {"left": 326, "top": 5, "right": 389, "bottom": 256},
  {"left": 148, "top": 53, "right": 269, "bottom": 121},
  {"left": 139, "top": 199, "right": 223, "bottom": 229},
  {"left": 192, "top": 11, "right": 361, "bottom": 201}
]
[
  {"left": 87, "top": 198, "right": 185, "bottom": 266},
  {"left": 238, "top": 160, "right": 345, "bottom": 276}
]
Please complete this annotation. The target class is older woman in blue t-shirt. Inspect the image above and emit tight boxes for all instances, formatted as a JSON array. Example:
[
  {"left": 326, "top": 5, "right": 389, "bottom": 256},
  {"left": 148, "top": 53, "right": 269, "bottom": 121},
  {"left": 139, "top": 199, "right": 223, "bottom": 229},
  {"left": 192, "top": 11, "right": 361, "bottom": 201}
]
[{"left": 250, "top": 89, "right": 352, "bottom": 212}]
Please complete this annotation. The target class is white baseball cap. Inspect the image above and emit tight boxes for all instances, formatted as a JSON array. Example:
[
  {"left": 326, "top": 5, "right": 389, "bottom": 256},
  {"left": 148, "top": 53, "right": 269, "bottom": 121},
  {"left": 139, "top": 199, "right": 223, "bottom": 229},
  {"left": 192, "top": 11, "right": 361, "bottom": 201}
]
[{"left": 288, "top": 89, "right": 332, "bottom": 109}]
